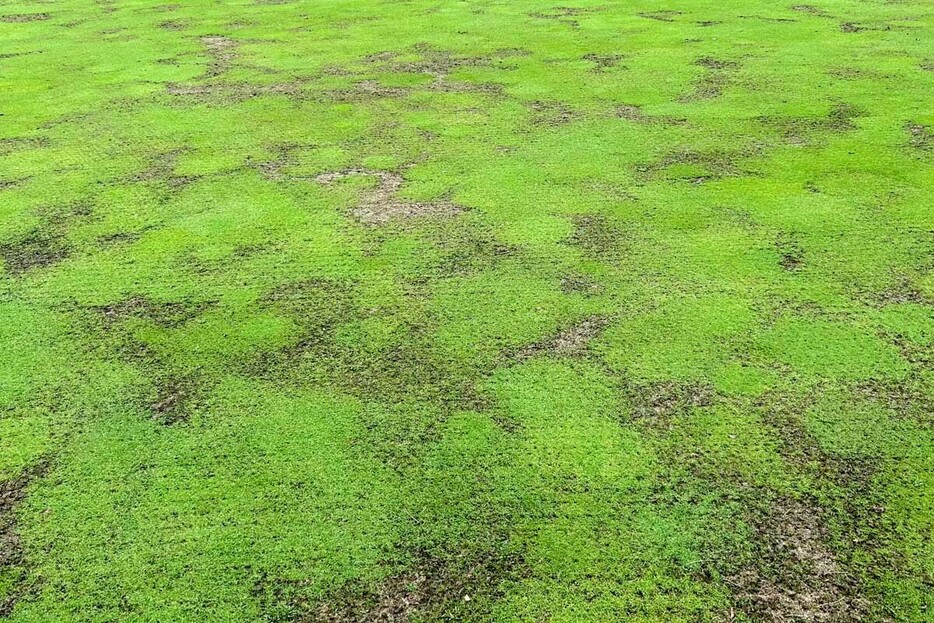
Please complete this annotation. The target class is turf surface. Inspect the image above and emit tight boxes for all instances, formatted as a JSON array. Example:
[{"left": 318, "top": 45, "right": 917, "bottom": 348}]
[{"left": 1, "top": 0, "right": 933, "bottom": 621}]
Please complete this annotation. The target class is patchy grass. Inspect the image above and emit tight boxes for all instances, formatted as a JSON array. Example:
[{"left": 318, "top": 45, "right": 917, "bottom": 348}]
[{"left": 0, "top": 0, "right": 932, "bottom": 621}]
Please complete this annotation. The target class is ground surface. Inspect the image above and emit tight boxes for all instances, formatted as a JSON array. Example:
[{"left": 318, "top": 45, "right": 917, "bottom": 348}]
[{"left": 0, "top": 0, "right": 932, "bottom": 621}]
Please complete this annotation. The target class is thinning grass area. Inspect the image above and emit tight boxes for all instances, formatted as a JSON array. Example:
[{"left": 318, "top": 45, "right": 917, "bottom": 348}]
[{"left": 1, "top": 0, "right": 932, "bottom": 621}]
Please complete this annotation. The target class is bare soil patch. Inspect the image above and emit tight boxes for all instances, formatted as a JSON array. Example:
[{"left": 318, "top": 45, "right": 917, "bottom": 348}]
[
  {"left": 638, "top": 10, "right": 682, "bottom": 22},
  {"left": 625, "top": 381, "right": 715, "bottom": 422},
  {"left": 90, "top": 295, "right": 215, "bottom": 329},
  {"left": 0, "top": 13, "right": 50, "bottom": 23},
  {"left": 615, "top": 104, "right": 687, "bottom": 126},
  {"left": 564, "top": 214, "right": 628, "bottom": 260},
  {"left": 315, "top": 169, "right": 463, "bottom": 225},
  {"left": 514, "top": 316, "right": 609, "bottom": 360},
  {"left": 1, "top": 460, "right": 51, "bottom": 616},
  {"left": 0, "top": 231, "right": 70, "bottom": 274},
  {"left": 257, "top": 548, "right": 527, "bottom": 622},
  {"left": 776, "top": 232, "right": 805, "bottom": 271},
  {"left": 906, "top": 122, "right": 931, "bottom": 151},
  {"left": 730, "top": 496, "right": 865, "bottom": 623}
]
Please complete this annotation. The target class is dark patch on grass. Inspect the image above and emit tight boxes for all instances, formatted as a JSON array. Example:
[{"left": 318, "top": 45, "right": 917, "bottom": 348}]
[
  {"left": 158, "top": 19, "right": 188, "bottom": 31},
  {"left": 149, "top": 376, "right": 202, "bottom": 425},
  {"left": 258, "top": 548, "right": 527, "bottom": 622},
  {"left": 624, "top": 381, "right": 716, "bottom": 423},
  {"left": 695, "top": 57, "right": 740, "bottom": 70},
  {"left": 615, "top": 104, "right": 687, "bottom": 126},
  {"left": 0, "top": 13, "right": 50, "bottom": 23},
  {"left": 564, "top": 213, "right": 628, "bottom": 260},
  {"left": 513, "top": 315, "right": 610, "bottom": 361},
  {"left": 0, "top": 230, "right": 71, "bottom": 275},
  {"left": 324, "top": 79, "right": 409, "bottom": 103},
  {"left": 758, "top": 103, "right": 863, "bottom": 145},
  {"left": 166, "top": 80, "right": 304, "bottom": 103},
  {"left": 90, "top": 295, "right": 215, "bottom": 329},
  {"left": 559, "top": 273, "right": 604, "bottom": 296},
  {"left": 906, "top": 122, "right": 931, "bottom": 152},
  {"left": 776, "top": 232, "right": 805, "bottom": 271},
  {"left": 679, "top": 57, "right": 740, "bottom": 102},
  {"left": 635, "top": 149, "right": 751, "bottom": 183},
  {"left": 638, "top": 10, "right": 683, "bottom": 22},
  {"left": 840, "top": 22, "right": 864, "bottom": 33},
  {"left": 131, "top": 150, "right": 198, "bottom": 188},
  {"left": 582, "top": 52, "right": 624, "bottom": 72},
  {"left": 529, "top": 6, "right": 602, "bottom": 28},
  {"left": 200, "top": 35, "right": 237, "bottom": 77},
  {"left": 527, "top": 100, "right": 579, "bottom": 126},
  {"left": 428, "top": 225, "right": 515, "bottom": 278},
  {"left": 315, "top": 169, "right": 463, "bottom": 225},
  {"left": 729, "top": 495, "right": 866, "bottom": 623},
  {"left": 1, "top": 460, "right": 51, "bottom": 617}
]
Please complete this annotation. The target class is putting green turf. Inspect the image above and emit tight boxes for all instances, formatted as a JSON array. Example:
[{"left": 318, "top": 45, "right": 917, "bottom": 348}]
[{"left": 1, "top": 0, "right": 933, "bottom": 620}]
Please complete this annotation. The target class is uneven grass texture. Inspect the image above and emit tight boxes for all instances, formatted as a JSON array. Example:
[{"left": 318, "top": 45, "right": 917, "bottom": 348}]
[{"left": 1, "top": 0, "right": 933, "bottom": 621}]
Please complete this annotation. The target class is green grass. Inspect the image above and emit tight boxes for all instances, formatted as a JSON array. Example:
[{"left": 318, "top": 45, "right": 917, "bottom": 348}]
[{"left": 1, "top": 0, "right": 932, "bottom": 621}]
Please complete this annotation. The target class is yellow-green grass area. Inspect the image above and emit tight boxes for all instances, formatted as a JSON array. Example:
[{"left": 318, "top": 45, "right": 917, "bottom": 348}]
[{"left": 1, "top": 0, "right": 932, "bottom": 621}]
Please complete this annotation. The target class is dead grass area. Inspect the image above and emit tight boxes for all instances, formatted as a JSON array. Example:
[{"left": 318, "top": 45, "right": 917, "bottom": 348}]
[
  {"left": 624, "top": 381, "right": 715, "bottom": 423},
  {"left": 149, "top": 376, "right": 202, "bottom": 425},
  {"left": 514, "top": 316, "right": 609, "bottom": 360},
  {"left": 90, "top": 295, "right": 215, "bottom": 329},
  {"left": 315, "top": 169, "right": 463, "bottom": 225},
  {"left": 257, "top": 548, "right": 526, "bottom": 622},
  {"left": 583, "top": 53, "right": 624, "bottom": 72},
  {"left": 0, "top": 461, "right": 51, "bottom": 616},
  {"left": 559, "top": 273, "right": 604, "bottom": 296},
  {"left": 564, "top": 214, "right": 628, "bottom": 261},
  {"left": 527, "top": 100, "right": 579, "bottom": 125},
  {"left": 0, "top": 13, "right": 49, "bottom": 23},
  {"left": 638, "top": 10, "right": 682, "bottom": 22},
  {"left": 615, "top": 104, "right": 687, "bottom": 126},
  {"left": 0, "top": 231, "right": 71, "bottom": 274},
  {"left": 906, "top": 122, "right": 931, "bottom": 151},
  {"left": 200, "top": 35, "right": 237, "bottom": 77},
  {"left": 635, "top": 149, "right": 750, "bottom": 184},
  {"left": 776, "top": 232, "right": 805, "bottom": 271},
  {"left": 730, "top": 496, "right": 865, "bottom": 623}
]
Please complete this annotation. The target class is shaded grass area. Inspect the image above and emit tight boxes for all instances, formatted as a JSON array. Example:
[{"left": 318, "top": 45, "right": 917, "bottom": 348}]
[{"left": 1, "top": 0, "right": 933, "bottom": 621}]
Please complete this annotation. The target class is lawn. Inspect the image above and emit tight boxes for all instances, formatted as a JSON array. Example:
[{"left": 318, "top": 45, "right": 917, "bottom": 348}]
[{"left": 1, "top": 0, "right": 932, "bottom": 621}]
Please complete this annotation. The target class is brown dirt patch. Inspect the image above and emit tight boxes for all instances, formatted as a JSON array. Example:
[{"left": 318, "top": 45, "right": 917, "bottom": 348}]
[
  {"left": 635, "top": 149, "right": 750, "bottom": 183},
  {"left": 149, "top": 377, "right": 200, "bottom": 425},
  {"left": 0, "top": 13, "right": 50, "bottom": 23},
  {"left": 730, "top": 496, "right": 865, "bottom": 623},
  {"left": 695, "top": 57, "right": 740, "bottom": 70},
  {"left": 559, "top": 273, "right": 604, "bottom": 296},
  {"left": 625, "top": 381, "right": 715, "bottom": 422},
  {"left": 527, "top": 100, "right": 579, "bottom": 126},
  {"left": 158, "top": 19, "right": 188, "bottom": 31},
  {"left": 91, "top": 296, "right": 215, "bottom": 329},
  {"left": 564, "top": 213, "right": 628, "bottom": 260},
  {"left": 758, "top": 103, "right": 862, "bottom": 145},
  {"left": 131, "top": 150, "right": 199, "bottom": 188},
  {"left": 258, "top": 548, "right": 526, "bottom": 622},
  {"left": 776, "top": 232, "right": 804, "bottom": 271},
  {"left": 529, "top": 6, "right": 601, "bottom": 28},
  {"left": 839, "top": 22, "right": 864, "bottom": 33},
  {"left": 1, "top": 460, "right": 51, "bottom": 617},
  {"left": 906, "top": 122, "right": 931, "bottom": 152},
  {"left": 315, "top": 169, "right": 463, "bottom": 225},
  {"left": 166, "top": 80, "right": 303, "bottom": 103},
  {"left": 583, "top": 53, "right": 624, "bottom": 72},
  {"left": 0, "top": 231, "right": 70, "bottom": 275},
  {"left": 200, "top": 35, "right": 237, "bottom": 77},
  {"left": 638, "top": 10, "right": 682, "bottom": 22},
  {"left": 615, "top": 104, "right": 687, "bottom": 126},
  {"left": 514, "top": 316, "right": 609, "bottom": 361}
]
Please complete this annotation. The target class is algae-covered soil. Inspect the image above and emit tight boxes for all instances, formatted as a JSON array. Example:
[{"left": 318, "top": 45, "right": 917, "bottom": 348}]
[{"left": 1, "top": 0, "right": 933, "bottom": 621}]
